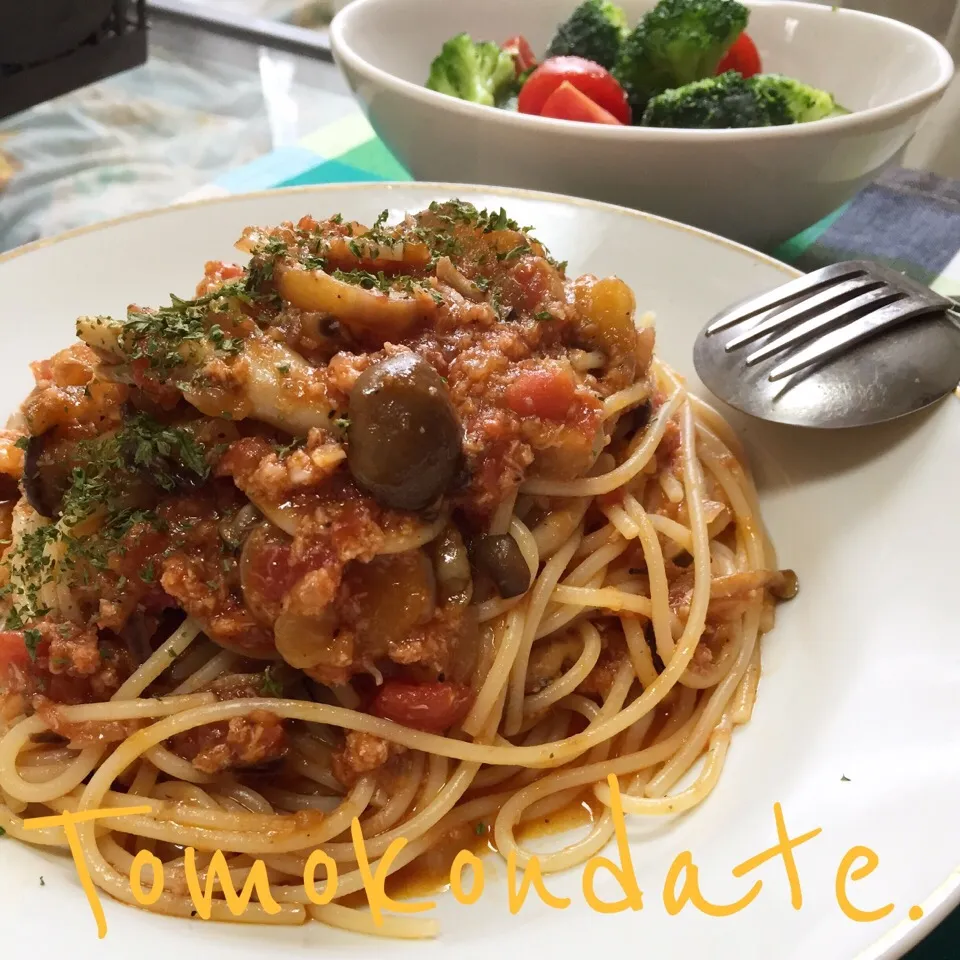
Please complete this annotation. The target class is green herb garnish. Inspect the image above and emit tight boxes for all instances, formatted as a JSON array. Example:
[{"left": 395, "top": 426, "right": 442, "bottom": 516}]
[
  {"left": 23, "top": 628, "right": 41, "bottom": 662},
  {"left": 119, "top": 284, "right": 246, "bottom": 374},
  {"left": 332, "top": 269, "right": 393, "bottom": 292},
  {"left": 261, "top": 666, "right": 283, "bottom": 697}
]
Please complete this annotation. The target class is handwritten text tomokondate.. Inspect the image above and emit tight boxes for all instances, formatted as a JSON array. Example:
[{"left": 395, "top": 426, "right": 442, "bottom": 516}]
[{"left": 22, "top": 775, "right": 905, "bottom": 939}]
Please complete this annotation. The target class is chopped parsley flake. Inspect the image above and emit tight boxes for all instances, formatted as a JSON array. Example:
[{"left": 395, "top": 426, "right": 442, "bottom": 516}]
[
  {"left": 23, "top": 628, "right": 41, "bottom": 661},
  {"left": 2, "top": 413, "right": 207, "bottom": 628},
  {"left": 332, "top": 269, "right": 393, "bottom": 292},
  {"left": 14, "top": 436, "right": 29, "bottom": 451},
  {"left": 244, "top": 236, "right": 288, "bottom": 294},
  {"left": 362, "top": 209, "right": 393, "bottom": 246},
  {"left": 497, "top": 243, "right": 531, "bottom": 262},
  {"left": 119, "top": 414, "right": 211, "bottom": 490},
  {"left": 274, "top": 437, "right": 306, "bottom": 459},
  {"left": 261, "top": 666, "right": 283, "bottom": 697},
  {"left": 474, "top": 822, "right": 486, "bottom": 836},
  {"left": 429, "top": 201, "right": 521, "bottom": 235},
  {"left": 118, "top": 284, "right": 247, "bottom": 374},
  {"left": 534, "top": 310, "right": 554, "bottom": 321}
]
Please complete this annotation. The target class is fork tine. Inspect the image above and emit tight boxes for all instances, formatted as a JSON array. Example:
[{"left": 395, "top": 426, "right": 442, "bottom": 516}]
[
  {"left": 745, "top": 286, "right": 903, "bottom": 366},
  {"left": 704, "top": 262, "right": 869, "bottom": 336},
  {"left": 724, "top": 275, "right": 884, "bottom": 352},
  {"left": 767, "top": 294, "right": 944, "bottom": 381}
]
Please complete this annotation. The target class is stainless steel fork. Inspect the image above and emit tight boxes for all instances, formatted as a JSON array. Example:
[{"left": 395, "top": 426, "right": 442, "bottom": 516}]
[{"left": 693, "top": 260, "right": 960, "bottom": 429}]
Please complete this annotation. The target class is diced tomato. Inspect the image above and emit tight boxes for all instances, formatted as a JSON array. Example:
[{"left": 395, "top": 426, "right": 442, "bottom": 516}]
[
  {"left": 505, "top": 367, "right": 578, "bottom": 421},
  {"left": 716, "top": 33, "right": 762, "bottom": 78},
  {"left": 0, "top": 630, "right": 32, "bottom": 676},
  {"left": 518, "top": 57, "right": 631, "bottom": 124},
  {"left": 370, "top": 680, "right": 473, "bottom": 734},
  {"left": 540, "top": 81, "right": 622, "bottom": 125},
  {"left": 502, "top": 34, "right": 537, "bottom": 74}
]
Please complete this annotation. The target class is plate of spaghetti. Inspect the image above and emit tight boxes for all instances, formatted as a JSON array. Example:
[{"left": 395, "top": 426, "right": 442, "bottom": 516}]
[{"left": 0, "top": 184, "right": 958, "bottom": 960}]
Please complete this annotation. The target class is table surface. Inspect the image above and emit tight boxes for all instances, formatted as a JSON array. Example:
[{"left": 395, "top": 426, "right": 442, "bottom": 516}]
[
  {"left": 0, "top": 11, "right": 351, "bottom": 252},
  {"left": 0, "top": 8, "right": 958, "bottom": 957}
]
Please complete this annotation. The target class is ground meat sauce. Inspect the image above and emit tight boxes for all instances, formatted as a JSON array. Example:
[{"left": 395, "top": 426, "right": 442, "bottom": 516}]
[
  {"left": 0, "top": 202, "right": 656, "bottom": 784},
  {"left": 169, "top": 675, "right": 288, "bottom": 774}
]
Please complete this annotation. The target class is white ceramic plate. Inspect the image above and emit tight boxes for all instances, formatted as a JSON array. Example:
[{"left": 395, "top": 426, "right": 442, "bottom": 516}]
[{"left": 1, "top": 184, "right": 958, "bottom": 960}]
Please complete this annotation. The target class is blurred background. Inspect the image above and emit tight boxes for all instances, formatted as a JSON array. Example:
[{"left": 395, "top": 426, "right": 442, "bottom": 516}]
[{"left": 0, "top": 0, "right": 957, "bottom": 253}]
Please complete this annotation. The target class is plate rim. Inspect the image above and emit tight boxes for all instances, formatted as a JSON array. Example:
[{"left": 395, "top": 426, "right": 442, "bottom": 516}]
[{"left": 1, "top": 180, "right": 956, "bottom": 960}]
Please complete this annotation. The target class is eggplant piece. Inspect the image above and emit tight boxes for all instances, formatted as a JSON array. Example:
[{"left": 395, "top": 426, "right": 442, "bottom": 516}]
[{"left": 22, "top": 432, "right": 77, "bottom": 519}]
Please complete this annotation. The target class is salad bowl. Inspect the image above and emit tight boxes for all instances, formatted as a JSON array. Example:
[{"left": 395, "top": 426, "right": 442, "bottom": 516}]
[{"left": 331, "top": 0, "right": 954, "bottom": 246}]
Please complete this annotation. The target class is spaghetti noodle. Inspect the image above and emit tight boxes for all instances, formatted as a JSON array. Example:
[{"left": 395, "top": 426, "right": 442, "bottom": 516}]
[{"left": 0, "top": 201, "right": 796, "bottom": 937}]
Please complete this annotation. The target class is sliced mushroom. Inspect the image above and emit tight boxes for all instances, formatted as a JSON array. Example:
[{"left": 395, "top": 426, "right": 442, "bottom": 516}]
[
  {"left": 431, "top": 523, "right": 473, "bottom": 607},
  {"left": 218, "top": 502, "right": 264, "bottom": 551},
  {"left": 471, "top": 533, "right": 531, "bottom": 599}
]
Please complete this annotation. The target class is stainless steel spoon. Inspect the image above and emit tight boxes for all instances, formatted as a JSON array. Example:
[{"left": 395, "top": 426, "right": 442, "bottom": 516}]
[{"left": 692, "top": 260, "right": 960, "bottom": 428}]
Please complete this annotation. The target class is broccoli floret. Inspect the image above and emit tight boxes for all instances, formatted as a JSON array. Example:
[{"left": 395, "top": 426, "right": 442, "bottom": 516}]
[
  {"left": 426, "top": 33, "right": 517, "bottom": 107},
  {"left": 640, "top": 71, "right": 773, "bottom": 128},
  {"left": 751, "top": 73, "right": 839, "bottom": 123},
  {"left": 614, "top": 0, "right": 749, "bottom": 115},
  {"left": 546, "top": 0, "right": 630, "bottom": 70},
  {"left": 640, "top": 70, "right": 843, "bottom": 129}
]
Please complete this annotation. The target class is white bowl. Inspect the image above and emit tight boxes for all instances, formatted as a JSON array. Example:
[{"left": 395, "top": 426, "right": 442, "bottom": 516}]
[{"left": 331, "top": 0, "right": 955, "bottom": 247}]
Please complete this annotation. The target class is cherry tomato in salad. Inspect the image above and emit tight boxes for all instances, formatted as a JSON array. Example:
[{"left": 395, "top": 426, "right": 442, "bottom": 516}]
[
  {"left": 716, "top": 33, "right": 762, "bottom": 78},
  {"left": 502, "top": 34, "right": 537, "bottom": 74},
  {"left": 518, "top": 56, "right": 631, "bottom": 125},
  {"left": 539, "top": 81, "right": 622, "bottom": 125}
]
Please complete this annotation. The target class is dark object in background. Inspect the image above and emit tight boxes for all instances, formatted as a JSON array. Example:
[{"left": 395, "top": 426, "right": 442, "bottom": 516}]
[{"left": 0, "top": 0, "right": 148, "bottom": 121}]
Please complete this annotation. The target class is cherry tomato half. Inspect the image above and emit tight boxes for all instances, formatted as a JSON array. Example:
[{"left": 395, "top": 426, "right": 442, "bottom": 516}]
[
  {"left": 716, "top": 32, "right": 762, "bottom": 78},
  {"left": 518, "top": 56, "right": 631, "bottom": 125},
  {"left": 370, "top": 680, "right": 473, "bottom": 733},
  {"left": 502, "top": 34, "right": 537, "bottom": 74}
]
